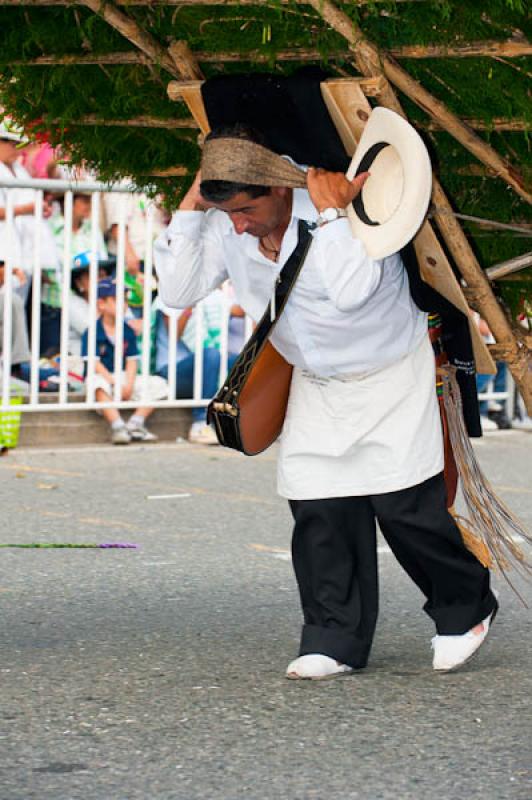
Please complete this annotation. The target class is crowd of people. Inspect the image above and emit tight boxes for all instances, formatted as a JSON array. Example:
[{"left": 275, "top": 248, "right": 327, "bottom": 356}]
[
  {"left": 0, "top": 122, "right": 245, "bottom": 445},
  {"left": 1, "top": 120, "right": 529, "bottom": 447}
]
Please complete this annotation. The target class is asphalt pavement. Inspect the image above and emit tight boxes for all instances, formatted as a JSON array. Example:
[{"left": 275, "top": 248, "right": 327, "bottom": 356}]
[{"left": 1, "top": 429, "right": 531, "bottom": 800}]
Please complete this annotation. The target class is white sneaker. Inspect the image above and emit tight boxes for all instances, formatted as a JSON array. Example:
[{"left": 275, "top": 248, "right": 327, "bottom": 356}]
[
  {"left": 127, "top": 423, "right": 158, "bottom": 442},
  {"left": 432, "top": 609, "right": 496, "bottom": 672},
  {"left": 188, "top": 422, "right": 218, "bottom": 445},
  {"left": 111, "top": 426, "right": 131, "bottom": 445},
  {"left": 286, "top": 654, "right": 354, "bottom": 681},
  {"left": 480, "top": 415, "right": 498, "bottom": 432}
]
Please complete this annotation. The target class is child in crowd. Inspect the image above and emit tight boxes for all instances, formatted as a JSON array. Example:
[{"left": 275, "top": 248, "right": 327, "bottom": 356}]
[
  {"left": 81, "top": 278, "right": 167, "bottom": 445},
  {"left": 42, "top": 192, "right": 107, "bottom": 355},
  {"left": 154, "top": 288, "right": 243, "bottom": 444}
]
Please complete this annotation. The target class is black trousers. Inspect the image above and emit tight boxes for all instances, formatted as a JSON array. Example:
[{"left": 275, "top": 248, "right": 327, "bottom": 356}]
[{"left": 289, "top": 472, "right": 498, "bottom": 669}]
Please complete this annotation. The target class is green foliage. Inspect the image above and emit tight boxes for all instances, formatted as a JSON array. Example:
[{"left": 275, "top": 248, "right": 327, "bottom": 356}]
[{"left": 0, "top": 0, "right": 530, "bottom": 275}]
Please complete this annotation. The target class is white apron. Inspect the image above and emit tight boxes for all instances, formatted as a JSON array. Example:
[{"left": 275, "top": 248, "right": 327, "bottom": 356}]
[{"left": 277, "top": 333, "right": 444, "bottom": 499}]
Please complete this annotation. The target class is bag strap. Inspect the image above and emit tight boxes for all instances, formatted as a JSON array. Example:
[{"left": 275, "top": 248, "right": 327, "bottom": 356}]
[{"left": 211, "top": 219, "right": 314, "bottom": 409}]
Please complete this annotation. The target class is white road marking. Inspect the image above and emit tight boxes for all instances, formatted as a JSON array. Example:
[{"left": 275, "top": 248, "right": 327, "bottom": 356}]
[
  {"left": 251, "top": 543, "right": 392, "bottom": 562},
  {"left": 147, "top": 493, "right": 192, "bottom": 500}
]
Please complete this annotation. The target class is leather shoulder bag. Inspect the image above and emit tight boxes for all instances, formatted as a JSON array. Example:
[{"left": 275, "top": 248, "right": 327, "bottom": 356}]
[{"left": 207, "top": 219, "right": 313, "bottom": 455}]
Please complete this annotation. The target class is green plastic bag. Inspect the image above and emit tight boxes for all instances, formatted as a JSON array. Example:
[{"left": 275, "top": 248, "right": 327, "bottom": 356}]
[{"left": 0, "top": 395, "right": 23, "bottom": 449}]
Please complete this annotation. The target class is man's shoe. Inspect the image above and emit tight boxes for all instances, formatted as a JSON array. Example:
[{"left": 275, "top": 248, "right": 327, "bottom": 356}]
[
  {"left": 128, "top": 423, "right": 158, "bottom": 442},
  {"left": 480, "top": 415, "right": 498, "bottom": 432},
  {"left": 488, "top": 409, "right": 512, "bottom": 430},
  {"left": 432, "top": 608, "right": 496, "bottom": 673},
  {"left": 111, "top": 426, "right": 132, "bottom": 445},
  {"left": 286, "top": 654, "right": 354, "bottom": 681},
  {"left": 188, "top": 422, "right": 218, "bottom": 445}
]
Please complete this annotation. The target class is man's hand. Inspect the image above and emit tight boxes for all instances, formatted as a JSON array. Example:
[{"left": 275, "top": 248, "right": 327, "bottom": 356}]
[
  {"left": 307, "top": 168, "right": 370, "bottom": 214},
  {"left": 179, "top": 170, "right": 209, "bottom": 211}
]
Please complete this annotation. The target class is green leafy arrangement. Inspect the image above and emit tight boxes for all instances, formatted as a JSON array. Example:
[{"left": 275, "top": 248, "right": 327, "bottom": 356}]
[{"left": 0, "top": 0, "right": 530, "bottom": 304}]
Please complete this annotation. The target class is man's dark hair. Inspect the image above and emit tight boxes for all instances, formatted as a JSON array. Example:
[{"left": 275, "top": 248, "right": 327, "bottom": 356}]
[{"left": 200, "top": 123, "right": 271, "bottom": 203}]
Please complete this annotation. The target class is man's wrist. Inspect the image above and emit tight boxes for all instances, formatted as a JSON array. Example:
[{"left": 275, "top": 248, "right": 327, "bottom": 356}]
[{"left": 315, "top": 207, "right": 348, "bottom": 227}]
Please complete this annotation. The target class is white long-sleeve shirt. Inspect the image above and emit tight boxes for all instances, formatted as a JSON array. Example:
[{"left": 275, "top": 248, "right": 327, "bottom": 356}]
[{"left": 154, "top": 187, "right": 427, "bottom": 377}]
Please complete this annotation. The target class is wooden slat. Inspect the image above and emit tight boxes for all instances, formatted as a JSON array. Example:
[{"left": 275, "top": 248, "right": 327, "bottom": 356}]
[
  {"left": 167, "top": 76, "right": 387, "bottom": 104},
  {"left": 321, "top": 80, "right": 495, "bottom": 373}
]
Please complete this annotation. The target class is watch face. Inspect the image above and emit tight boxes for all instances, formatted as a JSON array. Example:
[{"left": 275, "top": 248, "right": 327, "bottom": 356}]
[{"left": 322, "top": 207, "right": 338, "bottom": 222}]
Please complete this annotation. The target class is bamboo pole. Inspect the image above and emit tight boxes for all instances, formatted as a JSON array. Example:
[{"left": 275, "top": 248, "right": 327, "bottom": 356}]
[
  {"left": 79, "top": 0, "right": 179, "bottom": 76},
  {"left": 390, "top": 38, "right": 532, "bottom": 59},
  {"left": 306, "top": 0, "right": 531, "bottom": 204},
  {"left": 486, "top": 252, "right": 532, "bottom": 282},
  {"left": 14, "top": 51, "right": 151, "bottom": 66},
  {"left": 422, "top": 117, "right": 530, "bottom": 133},
  {"left": 59, "top": 114, "right": 197, "bottom": 129},
  {"left": 306, "top": 0, "right": 532, "bottom": 412},
  {"left": 14, "top": 48, "right": 532, "bottom": 72},
  {"left": 13, "top": 48, "right": 353, "bottom": 67}
]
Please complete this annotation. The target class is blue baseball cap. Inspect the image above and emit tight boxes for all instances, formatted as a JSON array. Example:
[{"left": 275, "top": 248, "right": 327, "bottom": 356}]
[
  {"left": 97, "top": 278, "right": 117, "bottom": 298},
  {"left": 73, "top": 251, "right": 91, "bottom": 271}
]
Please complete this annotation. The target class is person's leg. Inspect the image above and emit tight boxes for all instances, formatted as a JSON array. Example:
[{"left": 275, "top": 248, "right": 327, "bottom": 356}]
[
  {"left": 126, "top": 375, "right": 169, "bottom": 441},
  {"left": 8, "top": 293, "right": 31, "bottom": 365},
  {"left": 289, "top": 496, "right": 379, "bottom": 669},
  {"left": 488, "top": 362, "right": 512, "bottom": 429},
  {"left": 39, "top": 304, "right": 61, "bottom": 356},
  {"left": 93, "top": 384, "right": 131, "bottom": 444},
  {"left": 476, "top": 373, "right": 491, "bottom": 418},
  {"left": 370, "top": 472, "right": 497, "bottom": 636},
  {"left": 175, "top": 349, "right": 221, "bottom": 443}
]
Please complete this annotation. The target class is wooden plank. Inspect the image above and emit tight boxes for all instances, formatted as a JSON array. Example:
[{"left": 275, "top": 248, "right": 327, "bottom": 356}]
[
  {"left": 167, "top": 76, "right": 386, "bottom": 105},
  {"left": 321, "top": 80, "right": 371, "bottom": 155},
  {"left": 321, "top": 79, "right": 495, "bottom": 373}
]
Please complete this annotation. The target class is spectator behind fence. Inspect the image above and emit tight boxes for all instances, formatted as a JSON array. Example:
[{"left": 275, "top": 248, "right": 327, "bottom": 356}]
[
  {"left": 103, "top": 188, "right": 167, "bottom": 317},
  {"left": 42, "top": 192, "right": 108, "bottom": 355},
  {"left": 154, "top": 289, "right": 243, "bottom": 445},
  {"left": 474, "top": 314, "right": 512, "bottom": 431},
  {"left": 81, "top": 278, "right": 167, "bottom": 445},
  {"left": 0, "top": 260, "right": 31, "bottom": 379},
  {"left": 0, "top": 121, "right": 59, "bottom": 305},
  {"left": 68, "top": 252, "right": 114, "bottom": 356}
]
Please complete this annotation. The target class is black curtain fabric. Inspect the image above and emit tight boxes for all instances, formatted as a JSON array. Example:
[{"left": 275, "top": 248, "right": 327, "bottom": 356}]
[
  {"left": 201, "top": 69, "right": 349, "bottom": 171},
  {"left": 202, "top": 72, "right": 481, "bottom": 437},
  {"left": 401, "top": 243, "right": 481, "bottom": 437}
]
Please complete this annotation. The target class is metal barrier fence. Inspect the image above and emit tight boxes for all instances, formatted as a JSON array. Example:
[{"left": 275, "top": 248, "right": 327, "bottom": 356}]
[
  {"left": 0, "top": 176, "right": 248, "bottom": 413},
  {"left": 0, "top": 175, "right": 513, "bottom": 418}
]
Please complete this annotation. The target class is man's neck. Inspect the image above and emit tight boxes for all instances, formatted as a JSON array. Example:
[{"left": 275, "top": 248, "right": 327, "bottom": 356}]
[{"left": 270, "top": 190, "right": 293, "bottom": 244}]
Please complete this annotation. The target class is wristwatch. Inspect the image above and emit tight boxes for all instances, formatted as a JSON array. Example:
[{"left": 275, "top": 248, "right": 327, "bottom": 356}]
[{"left": 315, "top": 207, "right": 348, "bottom": 227}]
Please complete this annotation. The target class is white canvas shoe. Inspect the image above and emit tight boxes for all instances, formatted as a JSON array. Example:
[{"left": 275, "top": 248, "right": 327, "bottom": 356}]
[
  {"left": 432, "top": 608, "right": 496, "bottom": 673},
  {"left": 188, "top": 422, "right": 218, "bottom": 445},
  {"left": 286, "top": 654, "right": 354, "bottom": 681}
]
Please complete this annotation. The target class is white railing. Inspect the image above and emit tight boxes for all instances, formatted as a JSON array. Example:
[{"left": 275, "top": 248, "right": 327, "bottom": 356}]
[
  {"left": 0, "top": 176, "right": 243, "bottom": 413},
  {"left": 1, "top": 176, "right": 514, "bottom": 418}
]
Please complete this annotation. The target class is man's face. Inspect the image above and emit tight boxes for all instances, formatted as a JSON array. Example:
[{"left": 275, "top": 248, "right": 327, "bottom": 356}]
[{"left": 205, "top": 188, "right": 291, "bottom": 238}]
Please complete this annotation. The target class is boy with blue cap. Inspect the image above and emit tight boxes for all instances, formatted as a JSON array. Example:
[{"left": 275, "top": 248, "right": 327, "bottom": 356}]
[{"left": 81, "top": 278, "right": 167, "bottom": 444}]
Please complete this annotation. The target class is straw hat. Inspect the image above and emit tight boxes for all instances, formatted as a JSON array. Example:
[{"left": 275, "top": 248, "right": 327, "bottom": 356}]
[
  {"left": 346, "top": 108, "right": 432, "bottom": 259},
  {"left": 0, "top": 119, "right": 27, "bottom": 143}
]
